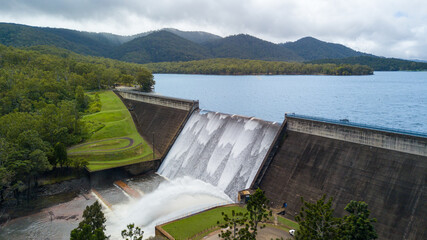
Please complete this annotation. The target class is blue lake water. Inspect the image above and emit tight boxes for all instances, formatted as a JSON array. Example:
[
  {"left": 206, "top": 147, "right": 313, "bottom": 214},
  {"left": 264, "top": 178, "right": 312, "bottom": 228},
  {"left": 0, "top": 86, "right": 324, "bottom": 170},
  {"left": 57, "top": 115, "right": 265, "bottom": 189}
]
[{"left": 153, "top": 72, "right": 427, "bottom": 134}]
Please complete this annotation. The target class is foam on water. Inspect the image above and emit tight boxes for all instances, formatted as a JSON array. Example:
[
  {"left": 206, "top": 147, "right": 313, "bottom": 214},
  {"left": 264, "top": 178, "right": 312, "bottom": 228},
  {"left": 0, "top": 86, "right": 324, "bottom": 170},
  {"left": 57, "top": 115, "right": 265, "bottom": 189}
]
[
  {"left": 158, "top": 110, "right": 280, "bottom": 200},
  {"left": 106, "top": 176, "right": 231, "bottom": 238}
]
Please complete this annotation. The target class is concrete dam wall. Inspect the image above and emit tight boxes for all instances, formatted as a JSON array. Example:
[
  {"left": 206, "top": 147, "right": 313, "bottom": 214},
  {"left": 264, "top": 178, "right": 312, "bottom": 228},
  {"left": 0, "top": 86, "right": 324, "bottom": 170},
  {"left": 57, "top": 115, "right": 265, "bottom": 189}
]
[
  {"left": 115, "top": 90, "right": 198, "bottom": 157},
  {"left": 115, "top": 89, "right": 426, "bottom": 239},
  {"left": 258, "top": 115, "right": 427, "bottom": 240},
  {"left": 158, "top": 110, "right": 281, "bottom": 200}
]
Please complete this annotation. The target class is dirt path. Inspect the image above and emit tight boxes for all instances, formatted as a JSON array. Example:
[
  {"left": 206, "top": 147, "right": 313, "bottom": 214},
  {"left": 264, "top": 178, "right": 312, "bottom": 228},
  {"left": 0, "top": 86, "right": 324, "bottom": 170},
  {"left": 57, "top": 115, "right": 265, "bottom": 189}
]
[{"left": 68, "top": 137, "right": 135, "bottom": 154}]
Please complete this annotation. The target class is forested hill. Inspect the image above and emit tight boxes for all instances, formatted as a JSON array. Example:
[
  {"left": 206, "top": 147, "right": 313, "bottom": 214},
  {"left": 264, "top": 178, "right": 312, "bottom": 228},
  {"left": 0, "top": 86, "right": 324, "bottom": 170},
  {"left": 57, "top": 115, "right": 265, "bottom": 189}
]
[
  {"left": 110, "top": 30, "right": 212, "bottom": 64},
  {"left": 0, "top": 22, "right": 120, "bottom": 56},
  {"left": 310, "top": 56, "right": 427, "bottom": 71},
  {"left": 1, "top": 22, "right": 426, "bottom": 71},
  {"left": 202, "top": 34, "right": 303, "bottom": 61},
  {"left": 280, "top": 37, "right": 371, "bottom": 61},
  {"left": 0, "top": 22, "right": 371, "bottom": 63}
]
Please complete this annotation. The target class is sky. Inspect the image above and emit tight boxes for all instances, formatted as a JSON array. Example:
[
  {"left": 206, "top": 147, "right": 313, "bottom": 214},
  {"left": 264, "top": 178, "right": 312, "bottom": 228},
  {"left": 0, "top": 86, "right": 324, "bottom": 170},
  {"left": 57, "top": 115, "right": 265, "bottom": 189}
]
[{"left": 1, "top": 0, "right": 426, "bottom": 60}]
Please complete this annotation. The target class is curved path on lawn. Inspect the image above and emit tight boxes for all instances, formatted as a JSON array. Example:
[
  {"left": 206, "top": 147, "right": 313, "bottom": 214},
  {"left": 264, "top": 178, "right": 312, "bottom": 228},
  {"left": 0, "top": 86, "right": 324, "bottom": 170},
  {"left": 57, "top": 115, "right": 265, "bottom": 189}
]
[{"left": 68, "top": 137, "right": 135, "bottom": 154}]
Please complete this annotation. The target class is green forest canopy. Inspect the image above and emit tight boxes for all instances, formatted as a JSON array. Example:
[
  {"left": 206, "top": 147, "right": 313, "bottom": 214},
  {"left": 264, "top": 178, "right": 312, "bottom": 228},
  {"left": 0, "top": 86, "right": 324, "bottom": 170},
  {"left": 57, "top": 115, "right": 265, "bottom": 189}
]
[
  {"left": 144, "top": 58, "right": 374, "bottom": 75},
  {"left": 309, "top": 56, "right": 427, "bottom": 71},
  {"left": 0, "top": 44, "right": 152, "bottom": 206}
]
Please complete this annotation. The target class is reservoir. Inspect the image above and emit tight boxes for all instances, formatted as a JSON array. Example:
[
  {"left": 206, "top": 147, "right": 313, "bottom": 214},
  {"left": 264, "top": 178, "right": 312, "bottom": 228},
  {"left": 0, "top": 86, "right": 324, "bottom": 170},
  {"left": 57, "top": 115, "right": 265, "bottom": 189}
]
[{"left": 154, "top": 71, "right": 427, "bottom": 133}]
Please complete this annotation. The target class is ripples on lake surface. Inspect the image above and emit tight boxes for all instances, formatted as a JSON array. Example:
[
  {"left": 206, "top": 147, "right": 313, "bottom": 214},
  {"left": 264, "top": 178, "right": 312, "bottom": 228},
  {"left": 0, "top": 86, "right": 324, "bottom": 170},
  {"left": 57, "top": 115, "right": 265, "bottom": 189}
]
[{"left": 154, "top": 72, "right": 427, "bottom": 133}]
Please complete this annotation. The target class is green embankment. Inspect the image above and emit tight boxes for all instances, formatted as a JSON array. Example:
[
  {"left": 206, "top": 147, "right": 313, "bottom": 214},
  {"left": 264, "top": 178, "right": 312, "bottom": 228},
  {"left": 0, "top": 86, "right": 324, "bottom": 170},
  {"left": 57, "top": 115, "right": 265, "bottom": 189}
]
[
  {"left": 161, "top": 206, "right": 246, "bottom": 239},
  {"left": 277, "top": 215, "right": 299, "bottom": 230},
  {"left": 161, "top": 206, "right": 299, "bottom": 239},
  {"left": 68, "top": 91, "right": 153, "bottom": 171}
]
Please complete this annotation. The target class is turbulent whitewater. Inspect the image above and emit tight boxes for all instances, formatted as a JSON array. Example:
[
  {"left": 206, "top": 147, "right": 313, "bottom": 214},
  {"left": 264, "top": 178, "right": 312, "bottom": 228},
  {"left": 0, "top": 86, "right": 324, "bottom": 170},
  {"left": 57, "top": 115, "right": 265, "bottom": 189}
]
[{"left": 158, "top": 110, "right": 281, "bottom": 200}]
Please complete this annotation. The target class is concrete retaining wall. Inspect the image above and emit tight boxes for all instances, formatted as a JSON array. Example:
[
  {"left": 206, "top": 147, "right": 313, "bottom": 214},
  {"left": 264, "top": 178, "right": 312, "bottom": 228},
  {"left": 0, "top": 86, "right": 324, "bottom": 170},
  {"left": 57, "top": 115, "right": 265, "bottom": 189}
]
[
  {"left": 116, "top": 90, "right": 198, "bottom": 111},
  {"left": 89, "top": 159, "right": 161, "bottom": 187},
  {"left": 251, "top": 119, "right": 288, "bottom": 189},
  {"left": 286, "top": 114, "right": 427, "bottom": 156},
  {"left": 115, "top": 90, "right": 198, "bottom": 158},
  {"left": 259, "top": 117, "right": 427, "bottom": 240}
]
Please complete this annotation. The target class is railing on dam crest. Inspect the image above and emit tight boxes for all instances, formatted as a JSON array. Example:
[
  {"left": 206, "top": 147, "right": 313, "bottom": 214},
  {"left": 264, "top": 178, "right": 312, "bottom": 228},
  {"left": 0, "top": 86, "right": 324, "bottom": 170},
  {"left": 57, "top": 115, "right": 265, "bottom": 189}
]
[{"left": 286, "top": 113, "right": 427, "bottom": 138}]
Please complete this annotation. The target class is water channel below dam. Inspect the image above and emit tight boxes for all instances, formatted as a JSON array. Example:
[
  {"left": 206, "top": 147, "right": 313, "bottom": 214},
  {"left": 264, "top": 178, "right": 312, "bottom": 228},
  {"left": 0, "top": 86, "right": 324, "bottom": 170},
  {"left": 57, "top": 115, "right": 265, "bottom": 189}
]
[{"left": 0, "top": 174, "right": 232, "bottom": 239}]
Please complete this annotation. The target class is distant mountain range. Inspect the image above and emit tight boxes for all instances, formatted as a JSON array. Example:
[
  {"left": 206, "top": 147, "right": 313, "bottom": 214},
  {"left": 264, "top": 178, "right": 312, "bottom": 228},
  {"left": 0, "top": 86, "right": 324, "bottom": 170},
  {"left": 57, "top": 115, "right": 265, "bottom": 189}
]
[{"left": 1, "top": 22, "right": 426, "bottom": 71}]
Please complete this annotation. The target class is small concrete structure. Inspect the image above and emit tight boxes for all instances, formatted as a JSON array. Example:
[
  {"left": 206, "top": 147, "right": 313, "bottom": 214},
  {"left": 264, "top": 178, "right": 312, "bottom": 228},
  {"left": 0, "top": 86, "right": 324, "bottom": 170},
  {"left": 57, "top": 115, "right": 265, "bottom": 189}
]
[
  {"left": 116, "top": 89, "right": 198, "bottom": 111},
  {"left": 237, "top": 189, "right": 254, "bottom": 204},
  {"left": 114, "top": 180, "right": 141, "bottom": 198}
]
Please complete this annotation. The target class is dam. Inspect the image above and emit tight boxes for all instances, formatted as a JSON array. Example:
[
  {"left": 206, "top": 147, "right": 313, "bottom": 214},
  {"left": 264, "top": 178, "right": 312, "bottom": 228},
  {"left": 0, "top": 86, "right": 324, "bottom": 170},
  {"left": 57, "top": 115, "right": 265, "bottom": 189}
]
[
  {"left": 4, "top": 89, "right": 424, "bottom": 239},
  {"left": 256, "top": 114, "right": 427, "bottom": 240},
  {"left": 111, "top": 90, "right": 426, "bottom": 239},
  {"left": 103, "top": 90, "right": 281, "bottom": 237}
]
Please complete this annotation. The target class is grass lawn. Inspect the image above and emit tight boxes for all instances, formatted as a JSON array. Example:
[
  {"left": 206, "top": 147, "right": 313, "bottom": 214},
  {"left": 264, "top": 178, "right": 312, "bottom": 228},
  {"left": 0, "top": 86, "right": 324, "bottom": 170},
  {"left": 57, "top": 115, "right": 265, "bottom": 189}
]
[
  {"left": 68, "top": 91, "right": 154, "bottom": 171},
  {"left": 162, "top": 205, "right": 246, "bottom": 240},
  {"left": 161, "top": 205, "right": 299, "bottom": 240},
  {"left": 277, "top": 215, "right": 299, "bottom": 230}
]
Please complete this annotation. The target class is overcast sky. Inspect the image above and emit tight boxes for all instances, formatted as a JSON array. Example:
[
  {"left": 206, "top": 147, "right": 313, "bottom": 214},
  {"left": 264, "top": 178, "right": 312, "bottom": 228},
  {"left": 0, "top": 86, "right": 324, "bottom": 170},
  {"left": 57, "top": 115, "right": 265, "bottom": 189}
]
[{"left": 1, "top": 0, "right": 426, "bottom": 60}]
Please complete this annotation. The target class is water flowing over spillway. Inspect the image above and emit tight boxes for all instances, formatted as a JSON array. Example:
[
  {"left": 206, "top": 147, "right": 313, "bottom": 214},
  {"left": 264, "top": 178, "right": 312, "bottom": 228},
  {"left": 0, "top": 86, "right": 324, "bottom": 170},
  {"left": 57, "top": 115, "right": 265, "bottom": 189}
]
[
  {"left": 0, "top": 110, "right": 280, "bottom": 239},
  {"left": 158, "top": 110, "right": 281, "bottom": 200}
]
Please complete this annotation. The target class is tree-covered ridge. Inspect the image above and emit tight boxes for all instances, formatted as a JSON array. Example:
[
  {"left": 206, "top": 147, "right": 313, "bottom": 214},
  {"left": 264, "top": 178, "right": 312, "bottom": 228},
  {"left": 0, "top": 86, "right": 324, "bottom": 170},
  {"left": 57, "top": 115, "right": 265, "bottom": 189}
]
[
  {"left": 202, "top": 34, "right": 303, "bottom": 62},
  {"left": 0, "top": 22, "right": 118, "bottom": 57},
  {"left": 111, "top": 30, "right": 212, "bottom": 64},
  {"left": 309, "top": 56, "right": 427, "bottom": 71},
  {"left": 144, "top": 58, "right": 374, "bottom": 75},
  {"left": 0, "top": 44, "right": 152, "bottom": 206},
  {"left": 1, "top": 22, "right": 426, "bottom": 71},
  {"left": 280, "top": 36, "right": 371, "bottom": 61}
]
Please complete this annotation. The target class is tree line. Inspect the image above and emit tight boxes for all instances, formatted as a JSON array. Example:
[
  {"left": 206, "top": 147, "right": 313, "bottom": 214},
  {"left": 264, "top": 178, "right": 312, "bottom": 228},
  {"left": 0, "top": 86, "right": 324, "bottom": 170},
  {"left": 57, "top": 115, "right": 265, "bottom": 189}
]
[
  {"left": 217, "top": 190, "right": 377, "bottom": 240},
  {"left": 144, "top": 58, "right": 374, "bottom": 75},
  {"left": 309, "top": 56, "right": 427, "bottom": 71},
  {"left": 0, "top": 44, "right": 153, "bottom": 206}
]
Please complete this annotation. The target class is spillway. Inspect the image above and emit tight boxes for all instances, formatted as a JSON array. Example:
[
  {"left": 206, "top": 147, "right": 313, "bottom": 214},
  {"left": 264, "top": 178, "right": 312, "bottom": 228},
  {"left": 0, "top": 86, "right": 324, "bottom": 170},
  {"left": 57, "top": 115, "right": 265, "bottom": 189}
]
[{"left": 158, "top": 110, "right": 281, "bottom": 200}]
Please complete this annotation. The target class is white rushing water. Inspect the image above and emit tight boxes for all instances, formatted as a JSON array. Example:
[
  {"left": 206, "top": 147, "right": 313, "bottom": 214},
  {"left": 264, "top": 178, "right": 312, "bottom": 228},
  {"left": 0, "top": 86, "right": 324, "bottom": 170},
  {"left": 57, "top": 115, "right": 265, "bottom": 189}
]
[
  {"left": 107, "top": 110, "right": 280, "bottom": 238},
  {"left": 105, "top": 176, "right": 232, "bottom": 238},
  {"left": 0, "top": 110, "right": 280, "bottom": 240},
  {"left": 158, "top": 110, "right": 280, "bottom": 200}
]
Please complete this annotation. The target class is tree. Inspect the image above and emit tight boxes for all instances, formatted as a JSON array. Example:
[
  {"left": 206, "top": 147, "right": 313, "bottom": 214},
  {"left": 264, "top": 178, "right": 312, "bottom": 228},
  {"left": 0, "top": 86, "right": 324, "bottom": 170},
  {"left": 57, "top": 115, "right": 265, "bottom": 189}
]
[
  {"left": 54, "top": 142, "right": 68, "bottom": 168},
  {"left": 70, "top": 201, "right": 108, "bottom": 240},
  {"left": 120, "top": 74, "right": 135, "bottom": 86},
  {"left": 294, "top": 195, "right": 341, "bottom": 240},
  {"left": 246, "top": 188, "right": 272, "bottom": 239},
  {"left": 121, "top": 223, "right": 144, "bottom": 240},
  {"left": 135, "top": 69, "right": 155, "bottom": 92},
  {"left": 340, "top": 201, "right": 377, "bottom": 240},
  {"left": 217, "top": 210, "right": 249, "bottom": 240},
  {"left": 75, "top": 85, "right": 88, "bottom": 110}
]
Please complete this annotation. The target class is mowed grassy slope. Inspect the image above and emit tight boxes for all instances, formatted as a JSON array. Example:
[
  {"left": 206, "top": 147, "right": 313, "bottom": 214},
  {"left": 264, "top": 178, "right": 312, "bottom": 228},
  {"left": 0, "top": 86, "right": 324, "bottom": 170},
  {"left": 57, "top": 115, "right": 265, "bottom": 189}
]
[
  {"left": 162, "top": 206, "right": 246, "bottom": 239},
  {"left": 69, "top": 91, "right": 153, "bottom": 171},
  {"left": 161, "top": 205, "right": 299, "bottom": 239}
]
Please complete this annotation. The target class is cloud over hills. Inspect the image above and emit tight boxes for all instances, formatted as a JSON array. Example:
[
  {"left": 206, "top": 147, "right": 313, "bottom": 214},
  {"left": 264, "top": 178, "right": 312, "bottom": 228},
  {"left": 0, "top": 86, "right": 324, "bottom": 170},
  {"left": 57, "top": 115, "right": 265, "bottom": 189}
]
[{"left": 0, "top": 0, "right": 426, "bottom": 60}]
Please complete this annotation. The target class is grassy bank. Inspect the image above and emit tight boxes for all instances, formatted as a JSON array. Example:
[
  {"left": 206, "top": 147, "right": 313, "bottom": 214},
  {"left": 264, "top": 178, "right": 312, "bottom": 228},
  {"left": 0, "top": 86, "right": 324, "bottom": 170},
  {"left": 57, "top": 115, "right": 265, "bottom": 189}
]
[
  {"left": 161, "top": 206, "right": 246, "bottom": 239},
  {"left": 68, "top": 91, "right": 154, "bottom": 171},
  {"left": 160, "top": 205, "right": 299, "bottom": 239}
]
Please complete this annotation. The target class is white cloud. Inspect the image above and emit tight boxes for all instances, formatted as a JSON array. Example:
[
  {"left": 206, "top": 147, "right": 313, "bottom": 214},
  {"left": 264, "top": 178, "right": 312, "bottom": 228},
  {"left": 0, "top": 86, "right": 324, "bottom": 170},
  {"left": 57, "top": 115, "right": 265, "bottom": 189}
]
[{"left": 0, "top": 0, "right": 426, "bottom": 59}]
